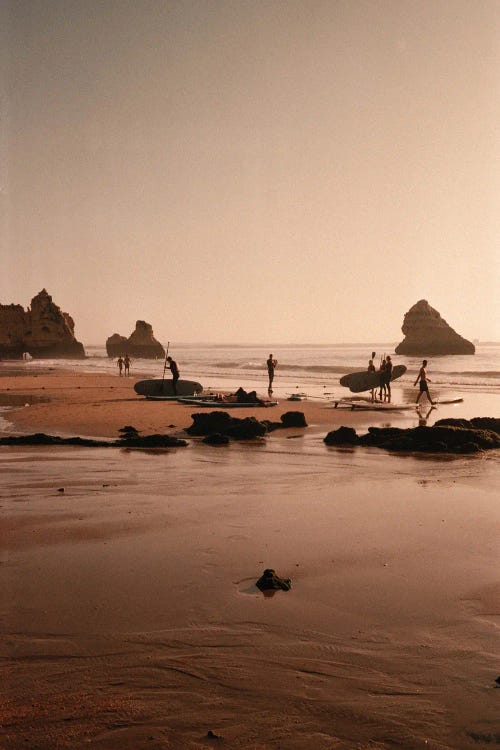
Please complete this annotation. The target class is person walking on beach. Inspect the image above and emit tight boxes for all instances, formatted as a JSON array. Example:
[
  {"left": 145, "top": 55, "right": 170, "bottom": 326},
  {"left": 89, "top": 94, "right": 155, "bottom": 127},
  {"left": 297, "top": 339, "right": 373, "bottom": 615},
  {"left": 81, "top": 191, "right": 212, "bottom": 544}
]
[
  {"left": 123, "top": 354, "right": 131, "bottom": 377},
  {"left": 267, "top": 354, "right": 278, "bottom": 394},
  {"left": 384, "top": 355, "right": 393, "bottom": 402},
  {"left": 117, "top": 356, "right": 124, "bottom": 376},
  {"left": 167, "top": 356, "right": 180, "bottom": 395},
  {"left": 414, "top": 359, "right": 436, "bottom": 406}
]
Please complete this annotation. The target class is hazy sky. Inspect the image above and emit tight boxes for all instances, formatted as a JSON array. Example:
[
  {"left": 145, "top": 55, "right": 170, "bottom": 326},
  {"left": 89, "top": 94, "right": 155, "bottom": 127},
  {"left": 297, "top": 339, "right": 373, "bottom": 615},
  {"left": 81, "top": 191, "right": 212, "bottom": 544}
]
[{"left": 1, "top": 0, "right": 499, "bottom": 344}]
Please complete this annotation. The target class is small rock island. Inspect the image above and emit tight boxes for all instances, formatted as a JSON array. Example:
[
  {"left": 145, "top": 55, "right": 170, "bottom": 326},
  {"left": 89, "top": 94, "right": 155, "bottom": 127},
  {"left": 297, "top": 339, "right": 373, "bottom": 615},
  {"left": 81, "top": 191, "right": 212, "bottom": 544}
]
[
  {"left": 395, "top": 300, "right": 475, "bottom": 356},
  {"left": 0, "top": 289, "right": 85, "bottom": 359},
  {"left": 106, "top": 321, "right": 165, "bottom": 358}
]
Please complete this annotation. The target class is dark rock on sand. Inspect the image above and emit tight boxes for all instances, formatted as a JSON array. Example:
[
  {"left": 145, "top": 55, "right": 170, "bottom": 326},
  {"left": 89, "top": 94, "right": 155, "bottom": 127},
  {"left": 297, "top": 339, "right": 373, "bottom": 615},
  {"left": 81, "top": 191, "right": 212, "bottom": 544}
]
[
  {"left": 280, "top": 411, "right": 308, "bottom": 427},
  {"left": 355, "top": 424, "right": 499, "bottom": 453},
  {"left": 0, "top": 432, "right": 187, "bottom": 448},
  {"left": 0, "top": 289, "right": 85, "bottom": 359},
  {"left": 106, "top": 320, "right": 165, "bottom": 358},
  {"left": 202, "top": 433, "right": 230, "bottom": 445},
  {"left": 435, "top": 417, "right": 500, "bottom": 436},
  {"left": 187, "top": 411, "right": 266, "bottom": 440},
  {"left": 256, "top": 569, "right": 292, "bottom": 592},
  {"left": 324, "top": 426, "right": 359, "bottom": 445},
  {"left": 395, "top": 299, "right": 475, "bottom": 355}
]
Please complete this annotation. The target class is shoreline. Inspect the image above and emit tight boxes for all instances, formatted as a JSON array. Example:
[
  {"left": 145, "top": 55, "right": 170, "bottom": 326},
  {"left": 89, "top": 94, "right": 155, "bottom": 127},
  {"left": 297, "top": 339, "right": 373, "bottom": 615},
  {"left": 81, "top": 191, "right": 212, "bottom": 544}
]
[{"left": 0, "top": 367, "right": 498, "bottom": 442}]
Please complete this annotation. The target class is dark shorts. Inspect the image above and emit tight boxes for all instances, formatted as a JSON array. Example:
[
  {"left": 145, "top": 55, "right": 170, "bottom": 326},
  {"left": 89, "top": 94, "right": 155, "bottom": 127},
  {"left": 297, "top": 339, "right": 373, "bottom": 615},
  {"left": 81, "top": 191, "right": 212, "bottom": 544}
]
[{"left": 419, "top": 380, "right": 429, "bottom": 392}]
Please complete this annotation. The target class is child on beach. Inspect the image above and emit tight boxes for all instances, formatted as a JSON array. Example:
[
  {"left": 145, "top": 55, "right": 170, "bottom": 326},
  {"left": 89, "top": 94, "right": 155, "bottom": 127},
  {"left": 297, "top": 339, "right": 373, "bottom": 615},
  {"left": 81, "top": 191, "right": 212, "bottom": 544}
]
[
  {"left": 117, "top": 357, "right": 123, "bottom": 376},
  {"left": 414, "top": 359, "right": 436, "bottom": 406}
]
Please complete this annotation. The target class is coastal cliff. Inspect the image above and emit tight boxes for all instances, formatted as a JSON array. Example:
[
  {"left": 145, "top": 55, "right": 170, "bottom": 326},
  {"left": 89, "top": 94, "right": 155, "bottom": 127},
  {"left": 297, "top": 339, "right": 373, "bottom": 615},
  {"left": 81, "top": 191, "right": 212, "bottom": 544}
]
[
  {"left": 0, "top": 290, "right": 85, "bottom": 359},
  {"left": 395, "top": 300, "right": 475, "bottom": 356},
  {"left": 106, "top": 321, "right": 165, "bottom": 358}
]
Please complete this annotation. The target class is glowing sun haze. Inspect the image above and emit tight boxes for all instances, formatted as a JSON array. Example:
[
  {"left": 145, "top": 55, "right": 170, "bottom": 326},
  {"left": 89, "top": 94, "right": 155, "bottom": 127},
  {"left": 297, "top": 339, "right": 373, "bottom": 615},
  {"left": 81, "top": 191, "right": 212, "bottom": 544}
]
[{"left": 1, "top": 0, "right": 499, "bottom": 344}]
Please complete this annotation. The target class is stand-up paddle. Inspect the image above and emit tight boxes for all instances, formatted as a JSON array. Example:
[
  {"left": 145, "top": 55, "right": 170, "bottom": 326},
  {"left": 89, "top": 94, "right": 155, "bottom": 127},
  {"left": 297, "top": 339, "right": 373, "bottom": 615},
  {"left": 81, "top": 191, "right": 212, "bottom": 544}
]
[{"left": 161, "top": 341, "right": 170, "bottom": 388}]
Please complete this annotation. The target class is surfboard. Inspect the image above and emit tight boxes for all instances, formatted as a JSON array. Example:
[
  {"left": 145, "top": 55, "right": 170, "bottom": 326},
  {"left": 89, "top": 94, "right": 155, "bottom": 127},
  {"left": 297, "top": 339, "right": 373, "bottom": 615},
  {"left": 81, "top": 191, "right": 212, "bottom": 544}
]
[
  {"left": 340, "top": 365, "right": 407, "bottom": 393},
  {"left": 145, "top": 393, "right": 216, "bottom": 402},
  {"left": 134, "top": 379, "right": 203, "bottom": 398},
  {"left": 177, "top": 398, "right": 278, "bottom": 408}
]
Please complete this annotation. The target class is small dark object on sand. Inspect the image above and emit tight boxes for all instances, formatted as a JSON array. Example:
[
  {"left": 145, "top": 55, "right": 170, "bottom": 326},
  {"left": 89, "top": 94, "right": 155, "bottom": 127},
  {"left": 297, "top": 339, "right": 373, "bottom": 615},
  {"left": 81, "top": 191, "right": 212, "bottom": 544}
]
[
  {"left": 206, "top": 729, "right": 223, "bottom": 740},
  {"left": 256, "top": 568, "right": 292, "bottom": 592},
  {"left": 57, "top": 487, "right": 64, "bottom": 493},
  {"left": 495, "top": 676, "right": 500, "bottom": 687}
]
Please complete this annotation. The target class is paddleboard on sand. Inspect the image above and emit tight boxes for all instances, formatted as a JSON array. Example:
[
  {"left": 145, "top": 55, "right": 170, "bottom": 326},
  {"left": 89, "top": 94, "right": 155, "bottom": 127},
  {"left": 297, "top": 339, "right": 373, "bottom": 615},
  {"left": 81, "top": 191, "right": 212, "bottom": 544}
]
[
  {"left": 134, "top": 379, "right": 203, "bottom": 398},
  {"left": 340, "top": 365, "right": 407, "bottom": 393},
  {"left": 177, "top": 398, "right": 278, "bottom": 408}
]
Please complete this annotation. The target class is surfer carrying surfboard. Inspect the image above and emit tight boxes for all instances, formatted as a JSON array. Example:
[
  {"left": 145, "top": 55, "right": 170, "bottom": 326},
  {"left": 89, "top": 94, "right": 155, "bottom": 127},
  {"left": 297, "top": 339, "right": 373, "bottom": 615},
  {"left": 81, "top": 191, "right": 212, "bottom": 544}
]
[
  {"left": 166, "top": 356, "right": 180, "bottom": 395},
  {"left": 267, "top": 354, "right": 278, "bottom": 394},
  {"left": 414, "top": 360, "right": 436, "bottom": 406},
  {"left": 384, "top": 355, "right": 393, "bottom": 402}
]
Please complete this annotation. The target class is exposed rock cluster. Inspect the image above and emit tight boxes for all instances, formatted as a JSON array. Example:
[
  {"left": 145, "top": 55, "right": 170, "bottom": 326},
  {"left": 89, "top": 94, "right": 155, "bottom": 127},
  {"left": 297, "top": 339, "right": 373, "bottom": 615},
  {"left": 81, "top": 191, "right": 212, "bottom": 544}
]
[
  {"left": 395, "top": 300, "right": 475, "bottom": 355},
  {"left": 324, "top": 423, "right": 499, "bottom": 453},
  {"left": 0, "top": 289, "right": 85, "bottom": 359},
  {"left": 106, "top": 321, "right": 165, "bottom": 358},
  {"left": 186, "top": 410, "right": 308, "bottom": 440}
]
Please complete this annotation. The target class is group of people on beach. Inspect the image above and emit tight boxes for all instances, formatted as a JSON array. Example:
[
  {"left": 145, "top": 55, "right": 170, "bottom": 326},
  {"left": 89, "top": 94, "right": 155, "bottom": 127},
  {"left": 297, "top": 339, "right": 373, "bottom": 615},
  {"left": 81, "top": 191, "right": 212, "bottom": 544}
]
[
  {"left": 116, "top": 354, "right": 131, "bottom": 377},
  {"left": 116, "top": 349, "right": 434, "bottom": 406},
  {"left": 367, "top": 352, "right": 434, "bottom": 406}
]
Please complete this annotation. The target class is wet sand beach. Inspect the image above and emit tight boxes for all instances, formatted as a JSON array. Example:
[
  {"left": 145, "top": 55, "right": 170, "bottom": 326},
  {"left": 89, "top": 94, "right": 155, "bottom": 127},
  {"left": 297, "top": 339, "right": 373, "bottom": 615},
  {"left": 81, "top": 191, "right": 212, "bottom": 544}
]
[{"left": 1, "top": 369, "right": 499, "bottom": 749}]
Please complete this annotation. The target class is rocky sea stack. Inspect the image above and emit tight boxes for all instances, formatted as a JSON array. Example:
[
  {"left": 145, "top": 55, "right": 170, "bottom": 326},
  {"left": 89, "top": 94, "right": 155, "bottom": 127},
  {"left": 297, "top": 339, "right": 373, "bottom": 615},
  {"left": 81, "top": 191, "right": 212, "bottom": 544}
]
[
  {"left": 0, "top": 289, "right": 85, "bottom": 359},
  {"left": 395, "top": 300, "right": 475, "bottom": 356},
  {"left": 106, "top": 321, "right": 165, "bottom": 358}
]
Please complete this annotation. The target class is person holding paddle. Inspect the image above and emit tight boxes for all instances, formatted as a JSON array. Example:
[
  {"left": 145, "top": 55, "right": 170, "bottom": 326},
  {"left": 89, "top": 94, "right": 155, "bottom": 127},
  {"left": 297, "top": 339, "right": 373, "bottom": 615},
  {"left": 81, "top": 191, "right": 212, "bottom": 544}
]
[{"left": 166, "top": 356, "right": 180, "bottom": 395}]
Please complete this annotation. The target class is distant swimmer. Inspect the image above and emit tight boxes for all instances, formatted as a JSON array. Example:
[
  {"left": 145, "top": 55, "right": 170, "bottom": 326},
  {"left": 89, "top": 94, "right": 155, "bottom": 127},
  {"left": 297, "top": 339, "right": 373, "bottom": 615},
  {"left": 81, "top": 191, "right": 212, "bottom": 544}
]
[
  {"left": 414, "top": 359, "right": 435, "bottom": 406},
  {"left": 124, "top": 354, "right": 131, "bottom": 377},
  {"left": 117, "top": 356, "right": 124, "bottom": 376},
  {"left": 267, "top": 354, "right": 278, "bottom": 394},
  {"left": 167, "top": 356, "right": 180, "bottom": 395}
]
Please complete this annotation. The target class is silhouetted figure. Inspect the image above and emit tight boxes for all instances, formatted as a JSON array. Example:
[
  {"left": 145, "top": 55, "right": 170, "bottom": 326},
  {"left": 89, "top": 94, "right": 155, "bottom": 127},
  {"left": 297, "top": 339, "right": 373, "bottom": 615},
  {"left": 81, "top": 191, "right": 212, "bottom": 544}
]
[
  {"left": 414, "top": 359, "right": 436, "bottom": 406},
  {"left": 167, "top": 356, "right": 179, "bottom": 395},
  {"left": 368, "top": 357, "right": 376, "bottom": 402},
  {"left": 123, "top": 354, "right": 131, "bottom": 377},
  {"left": 267, "top": 354, "right": 277, "bottom": 394},
  {"left": 117, "top": 356, "right": 124, "bottom": 376},
  {"left": 379, "top": 356, "right": 387, "bottom": 401},
  {"left": 384, "top": 355, "right": 393, "bottom": 402}
]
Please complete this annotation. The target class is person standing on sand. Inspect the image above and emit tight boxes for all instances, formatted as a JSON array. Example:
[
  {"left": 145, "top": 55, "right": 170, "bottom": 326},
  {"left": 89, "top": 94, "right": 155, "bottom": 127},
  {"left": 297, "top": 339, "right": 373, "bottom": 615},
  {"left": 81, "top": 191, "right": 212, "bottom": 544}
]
[
  {"left": 267, "top": 354, "right": 277, "bottom": 394},
  {"left": 167, "top": 356, "right": 180, "bottom": 395},
  {"left": 367, "top": 357, "right": 376, "bottom": 402},
  {"left": 384, "top": 355, "right": 393, "bottom": 402},
  {"left": 117, "top": 356, "right": 124, "bottom": 376},
  {"left": 414, "top": 359, "right": 436, "bottom": 406},
  {"left": 378, "top": 356, "right": 387, "bottom": 401},
  {"left": 123, "top": 354, "right": 131, "bottom": 377}
]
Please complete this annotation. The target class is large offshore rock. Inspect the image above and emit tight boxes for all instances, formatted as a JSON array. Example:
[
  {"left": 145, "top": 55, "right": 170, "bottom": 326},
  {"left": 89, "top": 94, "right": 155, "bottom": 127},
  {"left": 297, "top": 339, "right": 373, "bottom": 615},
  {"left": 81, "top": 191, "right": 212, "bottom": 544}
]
[
  {"left": 106, "top": 320, "right": 165, "bottom": 358},
  {"left": 0, "top": 289, "right": 85, "bottom": 359},
  {"left": 395, "top": 300, "right": 475, "bottom": 356}
]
